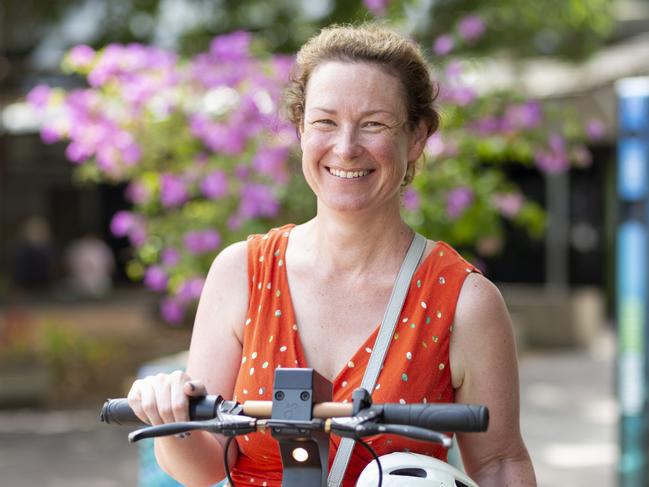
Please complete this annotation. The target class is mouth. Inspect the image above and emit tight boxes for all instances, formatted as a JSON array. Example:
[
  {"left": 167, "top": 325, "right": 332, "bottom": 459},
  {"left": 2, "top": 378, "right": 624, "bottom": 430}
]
[{"left": 326, "top": 167, "right": 374, "bottom": 179}]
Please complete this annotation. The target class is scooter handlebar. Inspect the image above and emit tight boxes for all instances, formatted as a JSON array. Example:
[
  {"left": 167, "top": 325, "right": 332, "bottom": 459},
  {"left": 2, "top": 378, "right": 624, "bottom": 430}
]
[
  {"left": 99, "top": 395, "right": 223, "bottom": 425},
  {"left": 379, "top": 403, "right": 488, "bottom": 433}
]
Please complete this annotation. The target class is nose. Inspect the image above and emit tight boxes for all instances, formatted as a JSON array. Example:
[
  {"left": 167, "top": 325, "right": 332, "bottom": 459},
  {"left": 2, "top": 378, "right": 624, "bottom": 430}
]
[{"left": 332, "top": 125, "right": 363, "bottom": 161}]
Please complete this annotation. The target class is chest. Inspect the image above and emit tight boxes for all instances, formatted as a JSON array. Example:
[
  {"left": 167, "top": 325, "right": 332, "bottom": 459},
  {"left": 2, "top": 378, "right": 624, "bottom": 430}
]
[{"left": 286, "top": 270, "right": 394, "bottom": 382}]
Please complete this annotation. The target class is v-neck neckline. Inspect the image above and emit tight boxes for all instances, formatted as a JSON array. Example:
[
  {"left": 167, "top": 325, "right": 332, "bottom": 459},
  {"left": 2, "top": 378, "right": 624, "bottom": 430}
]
[{"left": 279, "top": 224, "right": 439, "bottom": 385}]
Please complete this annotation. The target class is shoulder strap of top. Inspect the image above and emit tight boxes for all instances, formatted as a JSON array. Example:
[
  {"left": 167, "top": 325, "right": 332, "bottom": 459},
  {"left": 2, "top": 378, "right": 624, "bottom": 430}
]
[{"left": 327, "top": 232, "right": 427, "bottom": 487}]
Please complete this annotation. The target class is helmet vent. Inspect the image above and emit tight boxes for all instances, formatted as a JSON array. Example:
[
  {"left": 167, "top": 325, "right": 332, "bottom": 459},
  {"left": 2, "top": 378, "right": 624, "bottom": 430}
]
[
  {"left": 389, "top": 467, "right": 427, "bottom": 478},
  {"left": 455, "top": 482, "right": 469, "bottom": 487}
]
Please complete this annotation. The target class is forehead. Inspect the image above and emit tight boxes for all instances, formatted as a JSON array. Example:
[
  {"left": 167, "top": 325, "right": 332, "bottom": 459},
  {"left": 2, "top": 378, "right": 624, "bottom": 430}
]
[{"left": 305, "top": 61, "right": 406, "bottom": 114}]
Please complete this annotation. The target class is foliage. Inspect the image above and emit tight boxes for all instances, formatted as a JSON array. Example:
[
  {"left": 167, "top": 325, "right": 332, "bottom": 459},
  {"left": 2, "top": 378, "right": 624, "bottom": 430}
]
[{"left": 27, "top": 1, "right": 610, "bottom": 322}]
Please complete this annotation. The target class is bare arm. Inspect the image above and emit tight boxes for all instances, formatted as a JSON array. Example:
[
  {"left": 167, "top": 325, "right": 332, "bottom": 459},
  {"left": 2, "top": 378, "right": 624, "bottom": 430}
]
[
  {"left": 450, "top": 273, "right": 536, "bottom": 486},
  {"left": 129, "top": 241, "right": 249, "bottom": 487}
]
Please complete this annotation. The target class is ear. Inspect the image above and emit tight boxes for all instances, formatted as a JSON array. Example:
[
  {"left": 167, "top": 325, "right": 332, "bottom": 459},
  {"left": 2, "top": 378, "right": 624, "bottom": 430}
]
[
  {"left": 407, "top": 120, "right": 429, "bottom": 162},
  {"left": 298, "top": 122, "right": 305, "bottom": 149}
]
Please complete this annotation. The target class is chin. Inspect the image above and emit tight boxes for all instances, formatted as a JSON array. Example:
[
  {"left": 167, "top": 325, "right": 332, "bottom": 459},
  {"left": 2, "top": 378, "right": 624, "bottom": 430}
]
[{"left": 320, "top": 195, "right": 382, "bottom": 214}]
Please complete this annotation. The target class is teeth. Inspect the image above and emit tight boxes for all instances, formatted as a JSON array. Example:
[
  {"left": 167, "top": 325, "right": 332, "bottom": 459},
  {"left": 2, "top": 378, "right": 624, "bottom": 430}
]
[{"left": 329, "top": 168, "right": 370, "bottom": 179}]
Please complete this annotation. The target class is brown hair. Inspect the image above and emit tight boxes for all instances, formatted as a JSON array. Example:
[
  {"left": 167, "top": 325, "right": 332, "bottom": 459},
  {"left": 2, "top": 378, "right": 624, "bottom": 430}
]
[{"left": 284, "top": 24, "right": 440, "bottom": 186}]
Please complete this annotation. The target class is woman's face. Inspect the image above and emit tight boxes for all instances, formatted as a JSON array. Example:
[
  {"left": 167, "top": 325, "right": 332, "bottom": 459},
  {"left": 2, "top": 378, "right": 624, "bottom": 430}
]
[{"left": 300, "top": 61, "right": 427, "bottom": 215}]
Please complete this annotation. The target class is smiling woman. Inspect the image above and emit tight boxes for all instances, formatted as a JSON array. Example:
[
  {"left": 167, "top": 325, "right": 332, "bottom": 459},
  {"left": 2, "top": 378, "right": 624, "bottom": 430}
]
[
  {"left": 299, "top": 61, "right": 427, "bottom": 214},
  {"left": 127, "top": 24, "right": 537, "bottom": 487}
]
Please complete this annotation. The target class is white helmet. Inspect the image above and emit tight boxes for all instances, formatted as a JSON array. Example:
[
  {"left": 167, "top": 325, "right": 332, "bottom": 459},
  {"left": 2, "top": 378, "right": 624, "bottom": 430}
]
[{"left": 356, "top": 452, "right": 479, "bottom": 487}]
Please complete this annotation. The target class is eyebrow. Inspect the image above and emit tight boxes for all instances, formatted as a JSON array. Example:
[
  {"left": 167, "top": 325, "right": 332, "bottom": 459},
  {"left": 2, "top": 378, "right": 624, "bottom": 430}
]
[{"left": 307, "top": 107, "right": 398, "bottom": 117}]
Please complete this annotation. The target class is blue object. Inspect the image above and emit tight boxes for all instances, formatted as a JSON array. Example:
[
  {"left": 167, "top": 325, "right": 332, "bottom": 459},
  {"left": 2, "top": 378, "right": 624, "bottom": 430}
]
[
  {"left": 618, "top": 139, "right": 649, "bottom": 201},
  {"left": 618, "top": 78, "right": 649, "bottom": 134},
  {"left": 616, "top": 77, "right": 649, "bottom": 487}
]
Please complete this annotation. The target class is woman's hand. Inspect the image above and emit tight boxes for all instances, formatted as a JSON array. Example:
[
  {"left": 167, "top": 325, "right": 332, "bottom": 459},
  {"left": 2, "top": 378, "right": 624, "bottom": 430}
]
[{"left": 127, "top": 370, "right": 208, "bottom": 425}]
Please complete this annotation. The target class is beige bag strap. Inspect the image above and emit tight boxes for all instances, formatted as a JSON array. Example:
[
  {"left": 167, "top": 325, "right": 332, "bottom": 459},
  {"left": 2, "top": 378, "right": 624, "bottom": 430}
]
[{"left": 327, "top": 233, "right": 427, "bottom": 487}]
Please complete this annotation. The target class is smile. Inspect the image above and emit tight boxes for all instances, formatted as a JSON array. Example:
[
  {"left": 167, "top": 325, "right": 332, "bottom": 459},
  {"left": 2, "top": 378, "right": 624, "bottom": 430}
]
[{"left": 327, "top": 167, "right": 373, "bottom": 179}]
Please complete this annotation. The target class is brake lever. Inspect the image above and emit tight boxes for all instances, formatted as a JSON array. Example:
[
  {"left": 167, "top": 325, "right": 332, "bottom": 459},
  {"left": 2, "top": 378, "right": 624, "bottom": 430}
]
[
  {"left": 128, "top": 414, "right": 257, "bottom": 443},
  {"left": 369, "top": 424, "right": 452, "bottom": 447},
  {"left": 128, "top": 419, "right": 223, "bottom": 443}
]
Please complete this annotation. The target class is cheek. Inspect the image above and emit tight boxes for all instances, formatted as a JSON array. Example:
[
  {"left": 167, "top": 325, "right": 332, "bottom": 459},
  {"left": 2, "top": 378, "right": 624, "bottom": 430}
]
[
  {"left": 301, "top": 132, "right": 328, "bottom": 161},
  {"left": 372, "top": 137, "right": 408, "bottom": 170}
]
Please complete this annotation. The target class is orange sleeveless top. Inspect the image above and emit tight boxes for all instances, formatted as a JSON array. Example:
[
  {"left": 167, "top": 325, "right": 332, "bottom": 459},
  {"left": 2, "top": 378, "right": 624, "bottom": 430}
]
[{"left": 230, "top": 224, "right": 478, "bottom": 486}]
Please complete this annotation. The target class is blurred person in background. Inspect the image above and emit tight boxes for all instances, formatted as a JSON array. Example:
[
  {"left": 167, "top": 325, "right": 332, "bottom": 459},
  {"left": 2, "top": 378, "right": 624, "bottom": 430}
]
[
  {"left": 64, "top": 232, "right": 115, "bottom": 299},
  {"left": 127, "top": 24, "right": 536, "bottom": 487},
  {"left": 8, "top": 216, "right": 55, "bottom": 295}
]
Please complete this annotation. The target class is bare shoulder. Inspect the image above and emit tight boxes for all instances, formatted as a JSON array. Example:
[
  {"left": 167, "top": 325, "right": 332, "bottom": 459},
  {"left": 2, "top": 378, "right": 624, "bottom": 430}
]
[
  {"left": 186, "top": 240, "right": 249, "bottom": 397},
  {"left": 193, "top": 240, "right": 249, "bottom": 333},
  {"left": 208, "top": 240, "right": 249, "bottom": 278},
  {"left": 457, "top": 272, "right": 505, "bottom": 312},
  {"left": 450, "top": 272, "right": 516, "bottom": 389}
]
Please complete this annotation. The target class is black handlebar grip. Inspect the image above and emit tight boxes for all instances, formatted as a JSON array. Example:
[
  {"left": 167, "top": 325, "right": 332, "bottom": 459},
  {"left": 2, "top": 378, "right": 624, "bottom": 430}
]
[
  {"left": 100, "top": 398, "right": 140, "bottom": 425},
  {"left": 100, "top": 395, "right": 222, "bottom": 425},
  {"left": 380, "top": 403, "right": 489, "bottom": 433}
]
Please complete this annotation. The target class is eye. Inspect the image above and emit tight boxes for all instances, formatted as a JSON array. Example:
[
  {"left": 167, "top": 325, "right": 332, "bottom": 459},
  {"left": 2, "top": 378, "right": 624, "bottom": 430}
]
[
  {"left": 362, "top": 120, "right": 389, "bottom": 131},
  {"left": 310, "top": 119, "right": 336, "bottom": 127}
]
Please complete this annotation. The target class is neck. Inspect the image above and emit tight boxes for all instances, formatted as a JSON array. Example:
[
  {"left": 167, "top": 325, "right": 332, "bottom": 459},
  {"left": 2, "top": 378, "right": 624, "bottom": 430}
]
[{"left": 303, "top": 201, "right": 413, "bottom": 277}]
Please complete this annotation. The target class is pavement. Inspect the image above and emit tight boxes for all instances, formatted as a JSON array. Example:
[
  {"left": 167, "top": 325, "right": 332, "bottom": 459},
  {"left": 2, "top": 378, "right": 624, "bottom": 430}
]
[
  {"left": 0, "top": 334, "right": 617, "bottom": 487},
  {"left": 519, "top": 331, "right": 617, "bottom": 486}
]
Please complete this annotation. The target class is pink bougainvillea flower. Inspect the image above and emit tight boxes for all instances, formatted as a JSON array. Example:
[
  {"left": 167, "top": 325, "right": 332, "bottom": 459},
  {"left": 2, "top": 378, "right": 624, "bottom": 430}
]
[
  {"left": 450, "top": 86, "right": 477, "bottom": 107},
  {"left": 65, "top": 141, "right": 93, "bottom": 163},
  {"left": 26, "top": 85, "right": 52, "bottom": 110},
  {"left": 434, "top": 35, "right": 455, "bottom": 56},
  {"left": 200, "top": 170, "right": 228, "bottom": 200},
  {"left": 160, "top": 297, "right": 184, "bottom": 324},
  {"left": 67, "top": 45, "right": 96, "bottom": 70},
  {"left": 40, "top": 124, "right": 63, "bottom": 144},
  {"left": 271, "top": 55, "right": 295, "bottom": 82},
  {"left": 505, "top": 100, "right": 543, "bottom": 130},
  {"left": 586, "top": 119, "right": 605, "bottom": 140},
  {"left": 160, "top": 173, "right": 189, "bottom": 208},
  {"left": 143, "top": 265, "right": 168, "bottom": 292},
  {"left": 127, "top": 220, "right": 147, "bottom": 247},
  {"left": 176, "top": 277, "right": 205, "bottom": 304},
  {"left": 183, "top": 229, "right": 221, "bottom": 255},
  {"left": 252, "top": 146, "right": 289, "bottom": 183},
  {"left": 234, "top": 163, "right": 251, "bottom": 180},
  {"left": 110, "top": 211, "right": 134, "bottom": 237},
  {"left": 363, "top": 0, "right": 390, "bottom": 16},
  {"left": 469, "top": 116, "right": 502, "bottom": 136},
  {"left": 125, "top": 181, "right": 151, "bottom": 204},
  {"left": 492, "top": 192, "right": 524, "bottom": 218},
  {"left": 161, "top": 248, "right": 180, "bottom": 267},
  {"left": 209, "top": 31, "right": 251, "bottom": 62},
  {"left": 444, "top": 60, "right": 464, "bottom": 79},
  {"left": 238, "top": 183, "right": 280, "bottom": 219},
  {"left": 535, "top": 133, "right": 570, "bottom": 173},
  {"left": 458, "top": 15, "right": 486, "bottom": 42},
  {"left": 228, "top": 214, "right": 243, "bottom": 231},
  {"left": 446, "top": 187, "right": 474, "bottom": 219},
  {"left": 402, "top": 187, "right": 421, "bottom": 211}
]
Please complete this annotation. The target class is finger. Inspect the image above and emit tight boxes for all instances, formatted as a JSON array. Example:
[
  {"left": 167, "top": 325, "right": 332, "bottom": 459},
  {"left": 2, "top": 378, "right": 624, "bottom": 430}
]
[
  {"left": 154, "top": 374, "right": 176, "bottom": 424},
  {"left": 183, "top": 380, "right": 207, "bottom": 397},
  {"left": 127, "top": 380, "right": 149, "bottom": 424},
  {"left": 139, "top": 379, "right": 165, "bottom": 425},
  {"left": 170, "top": 378, "right": 190, "bottom": 423}
]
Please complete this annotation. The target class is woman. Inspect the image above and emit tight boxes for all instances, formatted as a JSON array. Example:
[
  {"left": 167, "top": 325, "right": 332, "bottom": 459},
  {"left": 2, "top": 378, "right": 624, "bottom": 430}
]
[{"left": 128, "top": 24, "right": 536, "bottom": 486}]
